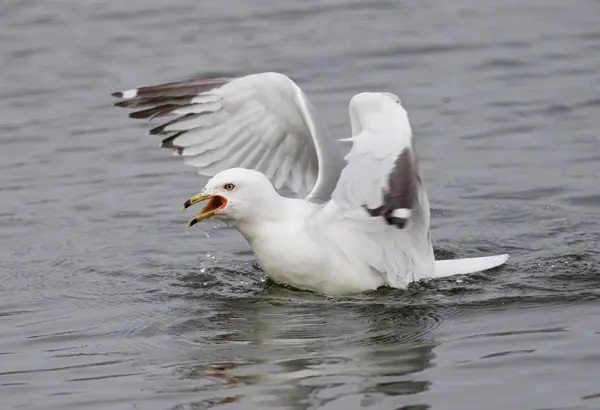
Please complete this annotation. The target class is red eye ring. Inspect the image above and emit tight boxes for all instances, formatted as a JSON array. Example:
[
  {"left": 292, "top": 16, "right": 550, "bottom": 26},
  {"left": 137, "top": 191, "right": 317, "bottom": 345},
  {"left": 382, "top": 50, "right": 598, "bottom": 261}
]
[{"left": 223, "top": 183, "right": 235, "bottom": 191}]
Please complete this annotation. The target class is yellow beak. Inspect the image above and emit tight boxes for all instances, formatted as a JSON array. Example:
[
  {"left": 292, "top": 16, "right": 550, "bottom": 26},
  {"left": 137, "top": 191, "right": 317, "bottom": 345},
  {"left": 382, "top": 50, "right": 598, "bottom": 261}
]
[{"left": 181, "top": 193, "right": 228, "bottom": 228}]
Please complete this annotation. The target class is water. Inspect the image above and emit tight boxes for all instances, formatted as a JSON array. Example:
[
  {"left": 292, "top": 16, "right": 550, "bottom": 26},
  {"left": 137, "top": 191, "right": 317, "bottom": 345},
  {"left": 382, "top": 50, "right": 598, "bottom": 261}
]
[{"left": 1, "top": 0, "right": 600, "bottom": 409}]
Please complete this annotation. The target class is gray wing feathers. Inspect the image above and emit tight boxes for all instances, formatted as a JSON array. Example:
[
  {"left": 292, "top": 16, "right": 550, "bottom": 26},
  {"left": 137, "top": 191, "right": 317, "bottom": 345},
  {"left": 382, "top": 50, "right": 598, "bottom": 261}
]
[
  {"left": 112, "top": 72, "right": 345, "bottom": 200},
  {"left": 327, "top": 92, "right": 435, "bottom": 286},
  {"left": 332, "top": 93, "right": 425, "bottom": 230}
]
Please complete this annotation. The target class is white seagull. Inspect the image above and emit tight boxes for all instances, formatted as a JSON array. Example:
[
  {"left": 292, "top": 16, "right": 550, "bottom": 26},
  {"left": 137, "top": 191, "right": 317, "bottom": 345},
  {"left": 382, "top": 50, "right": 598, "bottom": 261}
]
[{"left": 111, "top": 72, "right": 508, "bottom": 295}]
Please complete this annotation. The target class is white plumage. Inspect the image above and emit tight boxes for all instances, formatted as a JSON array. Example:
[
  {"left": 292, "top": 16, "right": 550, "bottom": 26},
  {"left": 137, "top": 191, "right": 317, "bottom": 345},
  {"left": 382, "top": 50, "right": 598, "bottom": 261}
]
[{"left": 112, "top": 72, "right": 508, "bottom": 295}]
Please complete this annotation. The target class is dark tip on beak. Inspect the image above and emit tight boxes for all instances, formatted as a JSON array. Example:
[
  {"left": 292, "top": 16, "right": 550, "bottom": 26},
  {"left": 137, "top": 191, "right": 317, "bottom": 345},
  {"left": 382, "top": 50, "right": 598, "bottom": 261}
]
[
  {"left": 187, "top": 218, "right": 199, "bottom": 228},
  {"left": 181, "top": 199, "right": 192, "bottom": 213}
]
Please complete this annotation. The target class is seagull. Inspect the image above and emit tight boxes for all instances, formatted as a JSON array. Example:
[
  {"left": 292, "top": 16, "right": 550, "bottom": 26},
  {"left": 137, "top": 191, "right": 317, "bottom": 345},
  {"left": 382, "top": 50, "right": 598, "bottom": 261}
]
[{"left": 111, "top": 72, "right": 508, "bottom": 295}]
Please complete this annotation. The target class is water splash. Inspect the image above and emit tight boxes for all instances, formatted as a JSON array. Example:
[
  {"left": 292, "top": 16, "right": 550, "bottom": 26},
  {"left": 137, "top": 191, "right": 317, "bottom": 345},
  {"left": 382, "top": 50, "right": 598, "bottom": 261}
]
[{"left": 185, "top": 226, "right": 210, "bottom": 238}]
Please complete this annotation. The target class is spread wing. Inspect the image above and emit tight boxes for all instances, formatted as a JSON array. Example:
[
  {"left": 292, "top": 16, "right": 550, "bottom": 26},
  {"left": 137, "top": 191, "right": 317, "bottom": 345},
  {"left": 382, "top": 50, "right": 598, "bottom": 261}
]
[
  {"left": 317, "top": 92, "right": 435, "bottom": 288},
  {"left": 111, "top": 72, "right": 346, "bottom": 201},
  {"left": 318, "top": 92, "right": 508, "bottom": 288}
]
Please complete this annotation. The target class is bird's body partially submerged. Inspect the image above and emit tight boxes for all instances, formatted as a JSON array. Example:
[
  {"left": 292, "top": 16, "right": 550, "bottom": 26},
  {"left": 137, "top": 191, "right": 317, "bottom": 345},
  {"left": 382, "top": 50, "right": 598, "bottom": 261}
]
[
  {"left": 181, "top": 168, "right": 389, "bottom": 294},
  {"left": 180, "top": 168, "right": 385, "bottom": 294},
  {"left": 112, "top": 72, "right": 509, "bottom": 296},
  {"left": 240, "top": 202, "right": 386, "bottom": 295}
]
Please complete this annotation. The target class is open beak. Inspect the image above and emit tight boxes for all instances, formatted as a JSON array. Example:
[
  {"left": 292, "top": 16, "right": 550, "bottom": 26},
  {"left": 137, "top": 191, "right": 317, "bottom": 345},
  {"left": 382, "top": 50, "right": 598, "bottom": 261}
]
[{"left": 181, "top": 193, "right": 228, "bottom": 228}]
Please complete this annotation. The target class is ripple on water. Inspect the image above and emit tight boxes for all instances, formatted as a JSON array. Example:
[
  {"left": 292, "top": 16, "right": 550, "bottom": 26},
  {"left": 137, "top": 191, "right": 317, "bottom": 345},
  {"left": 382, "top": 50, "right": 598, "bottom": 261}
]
[{"left": 2, "top": 0, "right": 600, "bottom": 408}]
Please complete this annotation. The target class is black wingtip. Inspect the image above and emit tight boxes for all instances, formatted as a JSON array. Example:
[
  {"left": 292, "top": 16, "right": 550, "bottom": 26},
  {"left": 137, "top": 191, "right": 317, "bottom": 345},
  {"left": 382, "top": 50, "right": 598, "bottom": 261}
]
[{"left": 385, "top": 215, "right": 408, "bottom": 229}]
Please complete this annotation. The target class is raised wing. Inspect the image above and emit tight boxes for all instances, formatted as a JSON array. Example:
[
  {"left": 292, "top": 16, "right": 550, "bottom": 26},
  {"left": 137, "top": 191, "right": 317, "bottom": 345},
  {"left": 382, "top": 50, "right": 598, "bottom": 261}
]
[
  {"left": 318, "top": 92, "right": 435, "bottom": 288},
  {"left": 321, "top": 92, "right": 508, "bottom": 288},
  {"left": 111, "top": 72, "right": 346, "bottom": 201},
  {"left": 332, "top": 92, "right": 426, "bottom": 228}
]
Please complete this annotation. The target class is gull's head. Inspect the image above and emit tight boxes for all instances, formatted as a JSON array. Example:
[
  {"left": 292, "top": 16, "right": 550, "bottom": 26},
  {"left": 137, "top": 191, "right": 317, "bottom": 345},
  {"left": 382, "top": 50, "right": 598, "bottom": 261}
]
[{"left": 181, "top": 168, "right": 277, "bottom": 228}]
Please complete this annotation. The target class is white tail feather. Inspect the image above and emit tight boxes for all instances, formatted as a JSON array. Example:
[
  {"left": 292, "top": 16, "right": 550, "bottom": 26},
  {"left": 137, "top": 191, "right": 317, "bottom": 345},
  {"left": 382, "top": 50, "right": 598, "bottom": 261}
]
[{"left": 433, "top": 254, "right": 509, "bottom": 278}]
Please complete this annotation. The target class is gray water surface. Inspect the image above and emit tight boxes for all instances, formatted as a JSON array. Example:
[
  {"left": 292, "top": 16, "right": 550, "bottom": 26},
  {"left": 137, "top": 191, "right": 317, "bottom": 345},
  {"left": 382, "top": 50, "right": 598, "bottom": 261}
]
[{"left": 1, "top": 1, "right": 600, "bottom": 409}]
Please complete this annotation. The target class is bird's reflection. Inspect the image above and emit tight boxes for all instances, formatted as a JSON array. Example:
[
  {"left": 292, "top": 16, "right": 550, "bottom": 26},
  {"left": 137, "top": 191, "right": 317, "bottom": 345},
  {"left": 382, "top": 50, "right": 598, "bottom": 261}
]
[{"left": 170, "top": 280, "right": 442, "bottom": 409}]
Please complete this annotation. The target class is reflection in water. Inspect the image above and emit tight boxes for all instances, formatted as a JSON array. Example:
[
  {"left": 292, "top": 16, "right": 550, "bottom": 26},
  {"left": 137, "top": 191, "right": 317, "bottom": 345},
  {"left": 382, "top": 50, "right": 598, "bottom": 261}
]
[{"left": 171, "top": 278, "right": 442, "bottom": 409}]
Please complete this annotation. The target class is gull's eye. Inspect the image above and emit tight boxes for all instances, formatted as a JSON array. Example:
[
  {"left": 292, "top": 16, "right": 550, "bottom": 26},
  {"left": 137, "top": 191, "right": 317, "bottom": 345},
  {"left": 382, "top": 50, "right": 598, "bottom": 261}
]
[{"left": 223, "top": 183, "right": 235, "bottom": 191}]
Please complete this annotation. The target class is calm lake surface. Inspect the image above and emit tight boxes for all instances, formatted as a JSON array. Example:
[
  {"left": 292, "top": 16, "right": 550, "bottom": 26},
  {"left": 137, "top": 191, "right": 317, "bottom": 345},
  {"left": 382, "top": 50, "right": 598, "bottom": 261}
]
[{"left": 1, "top": 1, "right": 600, "bottom": 409}]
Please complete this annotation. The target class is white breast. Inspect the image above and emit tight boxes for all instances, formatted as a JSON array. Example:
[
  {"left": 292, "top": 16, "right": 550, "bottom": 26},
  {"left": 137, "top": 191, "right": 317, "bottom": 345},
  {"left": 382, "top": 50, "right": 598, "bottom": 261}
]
[{"left": 247, "top": 219, "right": 384, "bottom": 295}]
